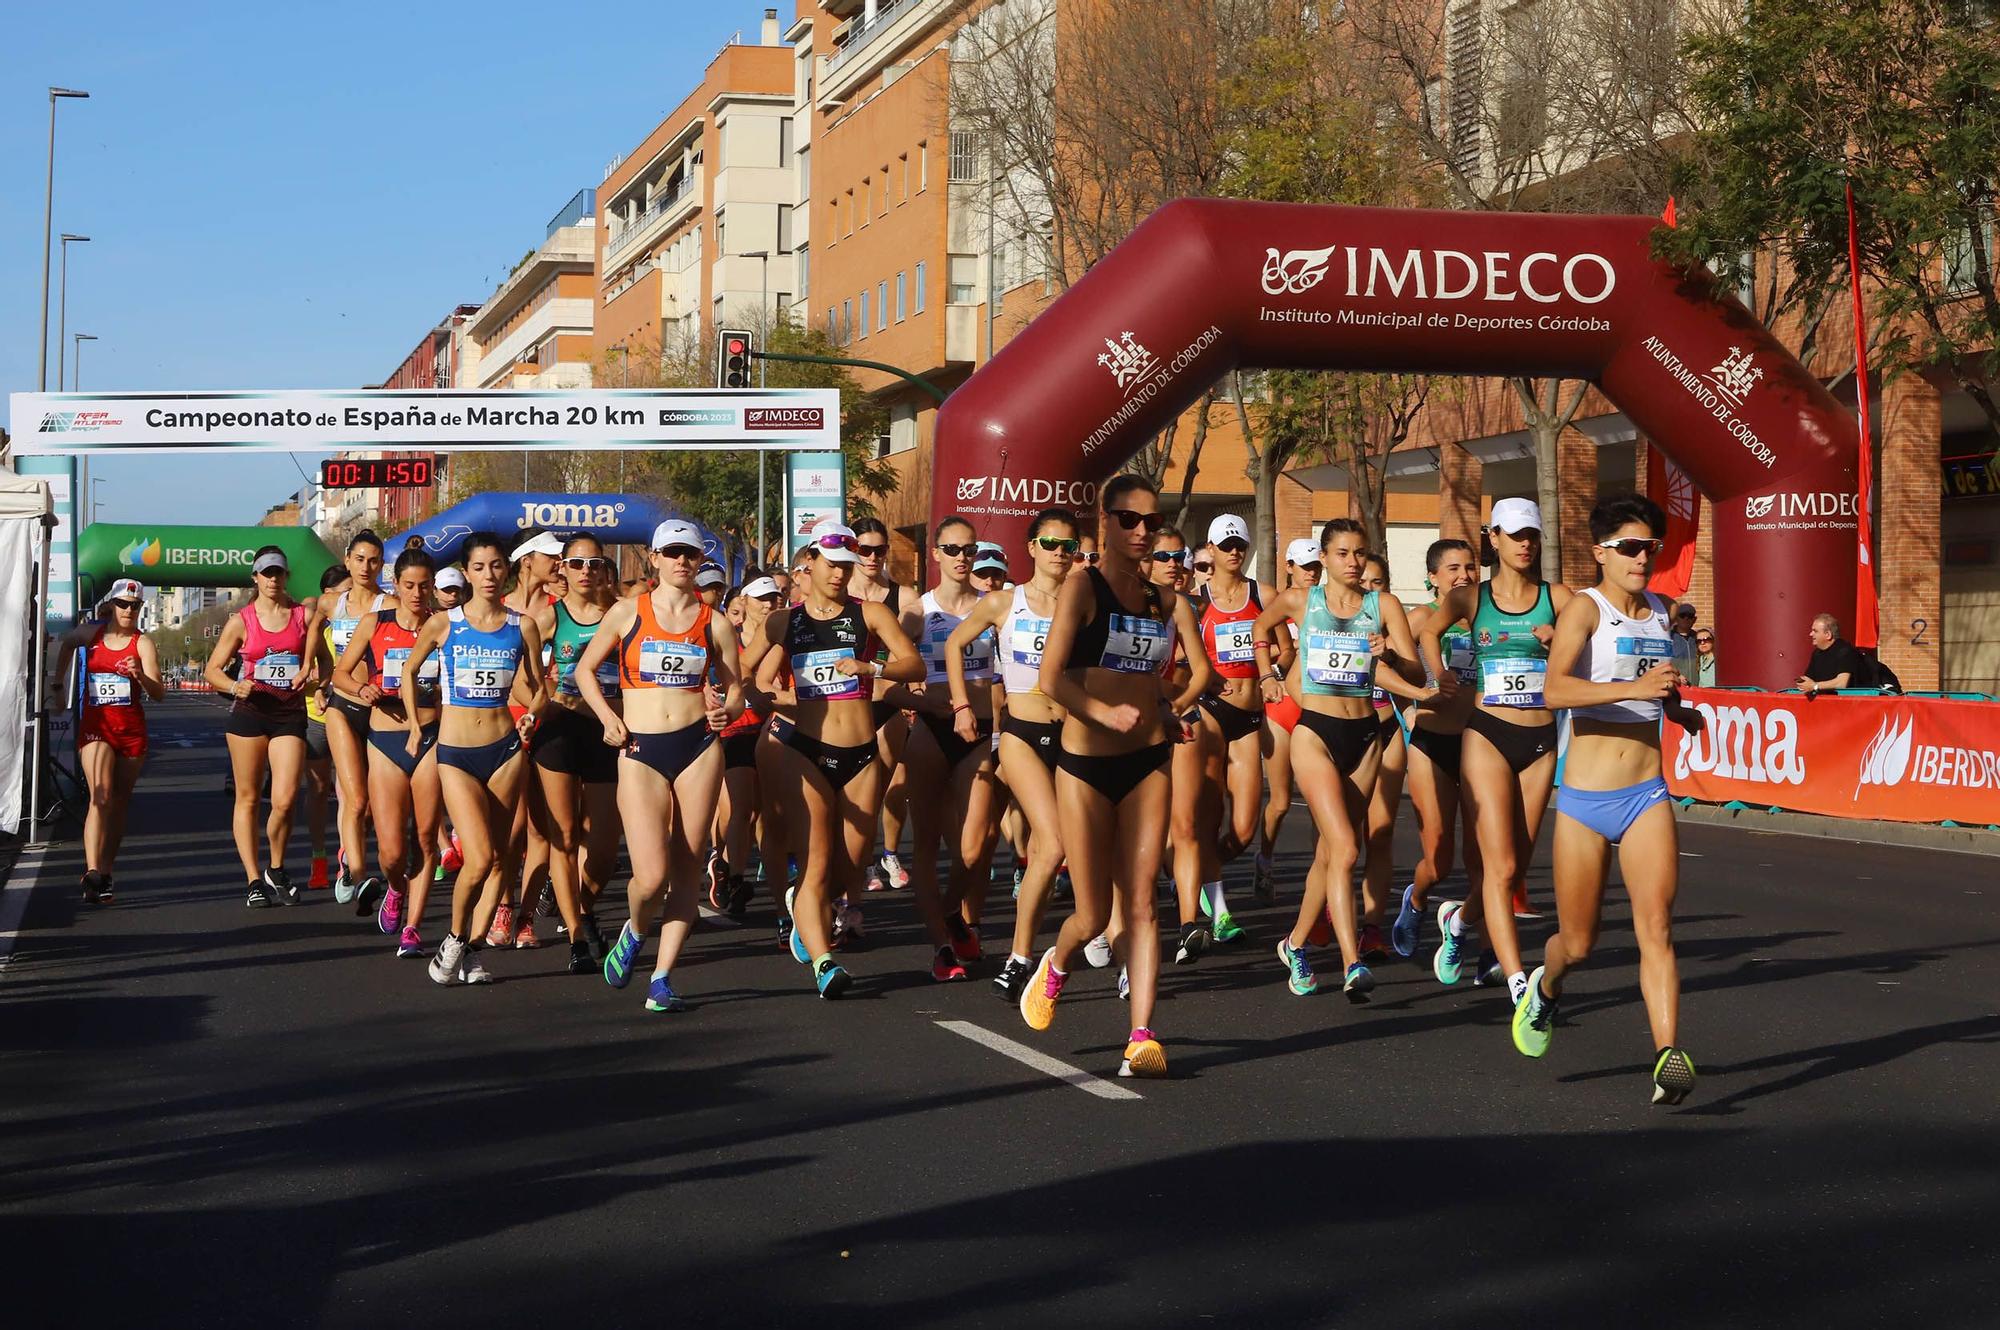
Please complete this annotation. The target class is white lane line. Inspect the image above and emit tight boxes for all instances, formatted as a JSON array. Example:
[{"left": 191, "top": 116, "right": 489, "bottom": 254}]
[
  {"left": 935, "top": 1020, "right": 1143, "bottom": 1101},
  {"left": 0, "top": 844, "right": 55, "bottom": 976}
]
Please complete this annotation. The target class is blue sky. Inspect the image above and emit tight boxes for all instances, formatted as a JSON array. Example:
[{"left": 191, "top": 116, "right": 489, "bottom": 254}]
[{"left": 3, "top": 1, "right": 744, "bottom": 524}]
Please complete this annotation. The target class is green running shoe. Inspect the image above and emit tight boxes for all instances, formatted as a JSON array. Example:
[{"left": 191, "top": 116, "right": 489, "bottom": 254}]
[
  {"left": 1433, "top": 901, "right": 1473, "bottom": 985},
  {"left": 1211, "top": 911, "right": 1245, "bottom": 944},
  {"left": 602, "top": 920, "right": 643, "bottom": 989},
  {"left": 1651, "top": 1046, "right": 1698, "bottom": 1105},
  {"left": 1511, "top": 965, "right": 1556, "bottom": 1058},
  {"left": 1277, "top": 939, "right": 1318, "bottom": 996}
]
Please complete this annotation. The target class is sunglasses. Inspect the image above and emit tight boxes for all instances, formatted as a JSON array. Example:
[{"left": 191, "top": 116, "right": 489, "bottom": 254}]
[
  {"left": 1597, "top": 537, "right": 1666, "bottom": 558},
  {"left": 656, "top": 544, "right": 704, "bottom": 561},
  {"left": 563, "top": 556, "right": 610, "bottom": 572},
  {"left": 817, "top": 533, "right": 859, "bottom": 553},
  {"left": 1107, "top": 508, "right": 1166, "bottom": 533},
  {"left": 1032, "top": 536, "right": 1079, "bottom": 554},
  {"left": 1215, "top": 538, "right": 1249, "bottom": 555},
  {"left": 936, "top": 542, "right": 977, "bottom": 558},
  {"left": 107, "top": 599, "right": 139, "bottom": 611},
  {"left": 1147, "top": 549, "right": 1188, "bottom": 565},
  {"left": 855, "top": 542, "right": 889, "bottom": 557},
  {"left": 1192, "top": 561, "right": 1213, "bottom": 575},
  {"left": 1080, "top": 552, "right": 1100, "bottom": 565},
  {"left": 1696, "top": 635, "right": 1714, "bottom": 645}
]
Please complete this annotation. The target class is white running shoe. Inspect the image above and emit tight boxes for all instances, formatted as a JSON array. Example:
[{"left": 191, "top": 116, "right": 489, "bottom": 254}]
[
  {"left": 1083, "top": 933, "right": 1113, "bottom": 969},
  {"left": 428, "top": 933, "right": 466, "bottom": 986},
  {"left": 462, "top": 952, "right": 495, "bottom": 985}
]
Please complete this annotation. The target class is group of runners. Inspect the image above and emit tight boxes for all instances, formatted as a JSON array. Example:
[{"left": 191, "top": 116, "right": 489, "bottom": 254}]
[{"left": 54, "top": 478, "right": 1700, "bottom": 1104}]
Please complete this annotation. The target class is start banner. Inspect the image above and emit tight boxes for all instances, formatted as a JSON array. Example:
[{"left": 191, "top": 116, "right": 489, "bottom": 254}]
[
  {"left": 7, "top": 388, "right": 838, "bottom": 455},
  {"left": 1665, "top": 687, "right": 2000, "bottom": 826}
]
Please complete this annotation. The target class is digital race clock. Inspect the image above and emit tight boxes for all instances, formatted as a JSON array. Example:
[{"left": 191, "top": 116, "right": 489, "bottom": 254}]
[{"left": 319, "top": 456, "right": 436, "bottom": 489}]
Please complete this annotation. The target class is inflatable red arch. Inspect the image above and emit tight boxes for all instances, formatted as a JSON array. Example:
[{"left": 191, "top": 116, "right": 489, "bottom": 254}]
[{"left": 930, "top": 200, "right": 1858, "bottom": 689}]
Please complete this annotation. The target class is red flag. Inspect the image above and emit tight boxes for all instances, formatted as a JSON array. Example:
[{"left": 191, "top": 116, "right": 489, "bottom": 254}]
[
  {"left": 1646, "top": 445, "right": 1700, "bottom": 600},
  {"left": 1845, "top": 180, "right": 1881, "bottom": 650},
  {"left": 1662, "top": 196, "right": 1678, "bottom": 229}
]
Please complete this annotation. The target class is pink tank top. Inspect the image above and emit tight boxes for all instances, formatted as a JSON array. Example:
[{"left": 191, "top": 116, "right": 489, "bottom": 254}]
[{"left": 239, "top": 603, "right": 310, "bottom": 701}]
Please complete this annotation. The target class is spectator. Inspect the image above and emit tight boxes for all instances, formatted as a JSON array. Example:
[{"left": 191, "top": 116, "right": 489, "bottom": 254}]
[
  {"left": 1795, "top": 613, "right": 1873, "bottom": 695},
  {"left": 1693, "top": 627, "right": 1717, "bottom": 686},
  {"left": 1672, "top": 602, "right": 1698, "bottom": 642}
]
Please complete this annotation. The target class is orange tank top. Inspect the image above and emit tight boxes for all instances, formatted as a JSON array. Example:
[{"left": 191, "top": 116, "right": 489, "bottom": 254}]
[{"left": 619, "top": 596, "right": 713, "bottom": 692}]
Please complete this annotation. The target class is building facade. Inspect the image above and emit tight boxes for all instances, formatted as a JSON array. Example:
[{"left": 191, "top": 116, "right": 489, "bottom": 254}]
[{"left": 462, "top": 189, "right": 599, "bottom": 391}]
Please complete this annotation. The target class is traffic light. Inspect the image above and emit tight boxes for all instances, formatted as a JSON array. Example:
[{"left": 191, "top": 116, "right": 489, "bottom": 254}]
[{"left": 717, "top": 328, "right": 755, "bottom": 388}]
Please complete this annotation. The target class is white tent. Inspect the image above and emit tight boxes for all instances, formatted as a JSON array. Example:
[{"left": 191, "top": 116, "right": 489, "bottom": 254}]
[{"left": 0, "top": 463, "right": 54, "bottom": 835}]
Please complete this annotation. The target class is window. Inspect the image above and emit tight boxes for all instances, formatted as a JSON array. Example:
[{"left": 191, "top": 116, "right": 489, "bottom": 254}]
[
  {"left": 780, "top": 116, "right": 794, "bottom": 165},
  {"left": 775, "top": 293, "right": 791, "bottom": 323},
  {"left": 949, "top": 130, "right": 979, "bottom": 183},
  {"left": 827, "top": 305, "right": 837, "bottom": 339},
  {"left": 841, "top": 299, "right": 852, "bottom": 343},
  {"left": 878, "top": 280, "right": 888, "bottom": 326},
  {"left": 860, "top": 179, "right": 870, "bottom": 227},
  {"left": 716, "top": 209, "right": 726, "bottom": 256},
  {"left": 900, "top": 154, "right": 909, "bottom": 202},
  {"left": 896, "top": 271, "right": 906, "bottom": 321},
  {"left": 798, "top": 146, "right": 810, "bottom": 197},
  {"left": 778, "top": 203, "right": 794, "bottom": 254},
  {"left": 914, "top": 261, "right": 926, "bottom": 313},
  {"left": 918, "top": 140, "right": 928, "bottom": 192},
  {"left": 948, "top": 253, "right": 978, "bottom": 304},
  {"left": 860, "top": 289, "right": 871, "bottom": 337},
  {"left": 845, "top": 189, "right": 855, "bottom": 236},
  {"left": 798, "top": 242, "right": 810, "bottom": 296},
  {"left": 1944, "top": 198, "right": 1995, "bottom": 296}
]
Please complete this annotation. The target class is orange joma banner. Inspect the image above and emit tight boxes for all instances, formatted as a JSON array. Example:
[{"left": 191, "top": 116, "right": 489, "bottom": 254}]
[{"left": 1665, "top": 688, "right": 2000, "bottom": 826}]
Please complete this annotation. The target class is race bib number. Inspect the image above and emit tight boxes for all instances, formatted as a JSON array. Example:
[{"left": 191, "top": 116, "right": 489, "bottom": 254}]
[
  {"left": 1481, "top": 656, "right": 1547, "bottom": 707},
  {"left": 89, "top": 671, "right": 133, "bottom": 707},
  {"left": 1009, "top": 614, "right": 1052, "bottom": 668},
  {"left": 448, "top": 648, "right": 516, "bottom": 705},
  {"left": 793, "top": 648, "right": 862, "bottom": 700},
  {"left": 1612, "top": 634, "right": 1677, "bottom": 683},
  {"left": 1304, "top": 630, "right": 1371, "bottom": 690},
  {"left": 380, "top": 648, "right": 410, "bottom": 692},
  {"left": 1444, "top": 633, "right": 1475, "bottom": 684},
  {"left": 329, "top": 619, "right": 358, "bottom": 653},
  {"left": 1212, "top": 619, "right": 1256, "bottom": 665},
  {"left": 960, "top": 632, "right": 996, "bottom": 681},
  {"left": 252, "top": 652, "right": 301, "bottom": 686},
  {"left": 1100, "top": 614, "right": 1169, "bottom": 674},
  {"left": 638, "top": 639, "right": 707, "bottom": 688}
]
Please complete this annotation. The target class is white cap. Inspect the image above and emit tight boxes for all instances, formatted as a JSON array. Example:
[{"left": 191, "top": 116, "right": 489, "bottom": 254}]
[
  {"left": 650, "top": 519, "right": 704, "bottom": 552},
  {"left": 1208, "top": 513, "right": 1251, "bottom": 546},
  {"left": 972, "top": 546, "right": 1008, "bottom": 574},
  {"left": 1488, "top": 497, "right": 1544, "bottom": 535},
  {"left": 511, "top": 531, "right": 563, "bottom": 562},
  {"left": 809, "top": 518, "right": 859, "bottom": 565},
  {"left": 434, "top": 567, "right": 468, "bottom": 592},
  {"left": 695, "top": 563, "right": 726, "bottom": 587},
  {"left": 1285, "top": 537, "right": 1321, "bottom": 566},
  {"left": 742, "top": 575, "right": 781, "bottom": 599},
  {"left": 252, "top": 551, "right": 290, "bottom": 576}
]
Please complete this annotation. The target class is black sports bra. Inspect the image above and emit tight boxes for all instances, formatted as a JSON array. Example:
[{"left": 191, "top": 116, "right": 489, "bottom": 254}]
[{"left": 1058, "top": 568, "right": 1173, "bottom": 677}]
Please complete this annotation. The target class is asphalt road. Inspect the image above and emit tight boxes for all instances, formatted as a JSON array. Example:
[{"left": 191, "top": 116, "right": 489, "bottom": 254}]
[{"left": 3, "top": 695, "right": 1997, "bottom": 1327}]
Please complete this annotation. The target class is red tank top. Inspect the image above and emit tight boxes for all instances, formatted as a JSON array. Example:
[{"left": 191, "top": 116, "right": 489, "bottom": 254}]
[
  {"left": 83, "top": 627, "right": 143, "bottom": 712},
  {"left": 1198, "top": 583, "right": 1262, "bottom": 680},
  {"left": 370, "top": 613, "right": 438, "bottom": 701},
  {"left": 619, "top": 597, "right": 712, "bottom": 692},
  {"left": 239, "top": 603, "right": 310, "bottom": 699}
]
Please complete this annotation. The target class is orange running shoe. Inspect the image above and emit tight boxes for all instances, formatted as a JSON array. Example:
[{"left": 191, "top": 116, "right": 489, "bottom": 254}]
[
  {"left": 1120, "top": 1030, "right": 1167, "bottom": 1079},
  {"left": 308, "top": 857, "right": 331, "bottom": 890},
  {"left": 1512, "top": 885, "right": 1541, "bottom": 919},
  {"left": 486, "top": 902, "right": 515, "bottom": 948},
  {"left": 1018, "top": 948, "right": 1065, "bottom": 1030}
]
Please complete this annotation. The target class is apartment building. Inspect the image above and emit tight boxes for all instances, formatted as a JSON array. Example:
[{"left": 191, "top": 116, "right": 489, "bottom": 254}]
[
  {"left": 596, "top": 8, "right": 808, "bottom": 377},
  {"left": 370, "top": 305, "right": 481, "bottom": 530},
  {"left": 461, "top": 189, "right": 599, "bottom": 391}
]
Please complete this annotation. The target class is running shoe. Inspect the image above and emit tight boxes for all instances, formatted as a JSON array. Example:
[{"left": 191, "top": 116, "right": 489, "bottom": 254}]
[
  {"left": 1358, "top": 923, "right": 1388, "bottom": 962},
  {"left": 264, "top": 867, "right": 300, "bottom": 906},
  {"left": 582, "top": 917, "right": 608, "bottom": 967},
  {"left": 993, "top": 955, "right": 1033, "bottom": 1002},
  {"left": 706, "top": 850, "right": 728, "bottom": 912},
  {"left": 1278, "top": 939, "right": 1318, "bottom": 996},
  {"left": 946, "top": 915, "right": 981, "bottom": 964},
  {"left": 354, "top": 876, "right": 386, "bottom": 916},
  {"left": 1343, "top": 962, "right": 1375, "bottom": 1002},
  {"left": 378, "top": 886, "right": 405, "bottom": 936},
  {"left": 80, "top": 872, "right": 103, "bottom": 907},
  {"left": 1174, "top": 925, "right": 1209, "bottom": 965},
  {"left": 397, "top": 926, "right": 425, "bottom": 958},
  {"left": 535, "top": 882, "right": 557, "bottom": 918},
  {"left": 865, "top": 864, "right": 885, "bottom": 892},
  {"left": 98, "top": 874, "right": 115, "bottom": 905},
  {"left": 245, "top": 879, "right": 274, "bottom": 909},
  {"left": 462, "top": 951, "right": 495, "bottom": 985},
  {"left": 1120, "top": 1030, "right": 1167, "bottom": 1079},
  {"left": 429, "top": 933, "right": 466, "bottom": 986},
  {"left": 1651, "top": 1047, "right": 1698, "bottom": 1106},
  {"left": 567, "top": 940, "right": 594, "bottom": 975},
  {"left": 880, "top": 851, "right": 910, "bottom": 890},
  {"left": 433, "top": 864, "right": 446, "bottom": 883},
  {"left": 1511, "top": 965, "right": 1557, "bottom": 1058},
  {"left": 1472, "top": 950, "right": 1503, "bottom": 988},
  {"left": 1019, "top": 947, "right": 1065, "bottom": 1030},
  {"left": 309, "top": 857, "right": 331, "bottom": 891},
  {"left": 440, "top": 834, "right": 463, "bottom": 874},
  {"left": 815, "top": 957, "right": 852, "bottom": 999},
  {"left": 603, "top": 921, "right": 644, "bottom": 988},
  {"left": 1252, "top": 855, "right": 1276, "bottom": 905},
  {"left": 333, "top": 865, "right": 357, "bottom": 905},
  {"left": 1118, "top": 967, "right": 1130, "bottom": 1002},
  {"left": 725, "top": 875, "right": 753, "bottom": 919},
  {"left": 1083, "top": 933, "right": 1113, "bottom": 969},
  {"left": 1198, "top": 889, "right": 1245, "bottom": 943},
  {"left": 789, "top": 919, "right": 812, "bottom": 966},
  {"left": 514, "top": 918, "right": 538, "bottom": 950},
  {"left": 1391, "top": 883, "right": 1422, "bottom": 959},
  {"left": 486, "top": 903, "right": 515, "bottom": 949},
  {"left": 645, "top": 974, "right": 686, "bottom": 1013},
  {"left": 931, "top": 945, "right": 968, "bottom": 982},
  {"left": 1512, "top": 884, "right": 1541, "bottom": 919},
  {"left": 1433, "top": 901, "right": 1470, "bottom": 986},
  {"left": 841, "top": 899, "right": 865, "bottom": 943}
]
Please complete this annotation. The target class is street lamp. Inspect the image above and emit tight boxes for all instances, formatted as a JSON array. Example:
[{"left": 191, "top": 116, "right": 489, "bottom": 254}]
[
  {"left": 37, "top": 87, "right": 89, "bottom": 391},
  {"left": 58, "top": 234, "right": 90, "bottom": 391},
  {"left": 744, "top": 249, "right": 771, "bottom": 562},
  {"left": 72, "top": 333, "right": 97, "bottom": 391}
]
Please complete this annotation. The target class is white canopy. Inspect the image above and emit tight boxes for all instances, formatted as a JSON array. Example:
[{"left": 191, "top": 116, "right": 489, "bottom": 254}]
[
  {"left": 0, "top": 463, "right": 53, "bottom": 521},
  {"left": 0, "top": 462, "right": 53, "bottom": 834}
]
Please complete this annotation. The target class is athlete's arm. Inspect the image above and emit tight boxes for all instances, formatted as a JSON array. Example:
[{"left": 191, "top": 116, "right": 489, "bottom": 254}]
[
  {"left": 1543, "top": 594, "right": 1678, "bottom": 710},
  {"left": 754, "top": 610, "right": 791, "bottom": 696},
  {"left": 862, "top": 600, "right": 925, "bottom": 685},
  {"left": 944, "top": 594, "right": 1007, "bottom": 715},
  {"left": 204, "top": 616, "right": 249, "bottom": 699},
  {"left": 297, "top": 603, "right": 328, "bottom": 694},
  {"left": 333, "top": 611, "right": 382, "bottom": 703},
  {"left": 706, "top": 614, "right": 743, "bottom": 727},
  {"left": 1165, "top": 592, "right": 1212, "bottom": 714},
  {"left": 1535, "top": 583, "right": 1575, "bottom": 646},
  {"left": 1251, "top": 588, "right": 1303, "bottom": 706},
  {"left": 516, "top": 617, "right": 547, "bottom": 726},
  {"left": 574, "top": 600, "right": 635, "bottom": 734},
  {"left": 1420, "top": 584, "right": 1472, "bottom": 699},
  {"left": 1372, "top": 596, "right": 1433, "bottom": 701},
  {"left": 132, "top": 635, "right": 167, "bottom": 702}
]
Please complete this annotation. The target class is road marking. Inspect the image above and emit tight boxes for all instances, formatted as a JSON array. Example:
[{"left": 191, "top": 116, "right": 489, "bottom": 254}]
[
  {"left": 935, "top": 1020, "right": 1142, "bottom": 1101},
  {"left": 0, "top": 844, "right": 54, "bottom": 975}
]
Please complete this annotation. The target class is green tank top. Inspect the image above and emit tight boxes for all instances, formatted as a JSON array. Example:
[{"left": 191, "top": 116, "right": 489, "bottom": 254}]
[
  {"left": 1471, "top": 582, "right": 1553, "bottom": 706},
  {"left": 552, "top": 601, "right": 619, "bottom": 698},
  {"left": 1425, "top": 600, "right": 1477, "bottom": 684},
  {"left": 1300, "top": 586, "right": 1380, "bottom": 698}
]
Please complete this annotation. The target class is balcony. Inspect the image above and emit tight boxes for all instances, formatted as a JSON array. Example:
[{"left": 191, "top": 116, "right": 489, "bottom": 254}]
[
  {"left": 822, "top": 0, "right": 949, "bottom": 101},
  {"left": 826, "top": 0, "right": 912, "bottom": 73},
  {"left": 605, "top": 174, "right": 700, "bottom": 263}
]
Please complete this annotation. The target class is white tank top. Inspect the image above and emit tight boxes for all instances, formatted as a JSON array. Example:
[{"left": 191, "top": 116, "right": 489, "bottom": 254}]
[
  {"left": 327, "top": 590, "right": 386, "bottom": 656},
  {"left": 1570, "top": 588, "right": 1690, "bottom": 724},
  {"left": 1001, "top": 585, "right": 1054, "bottom": 696},
  {"left": 917, "top": 590, "right": 995, "bottom": 685}
]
